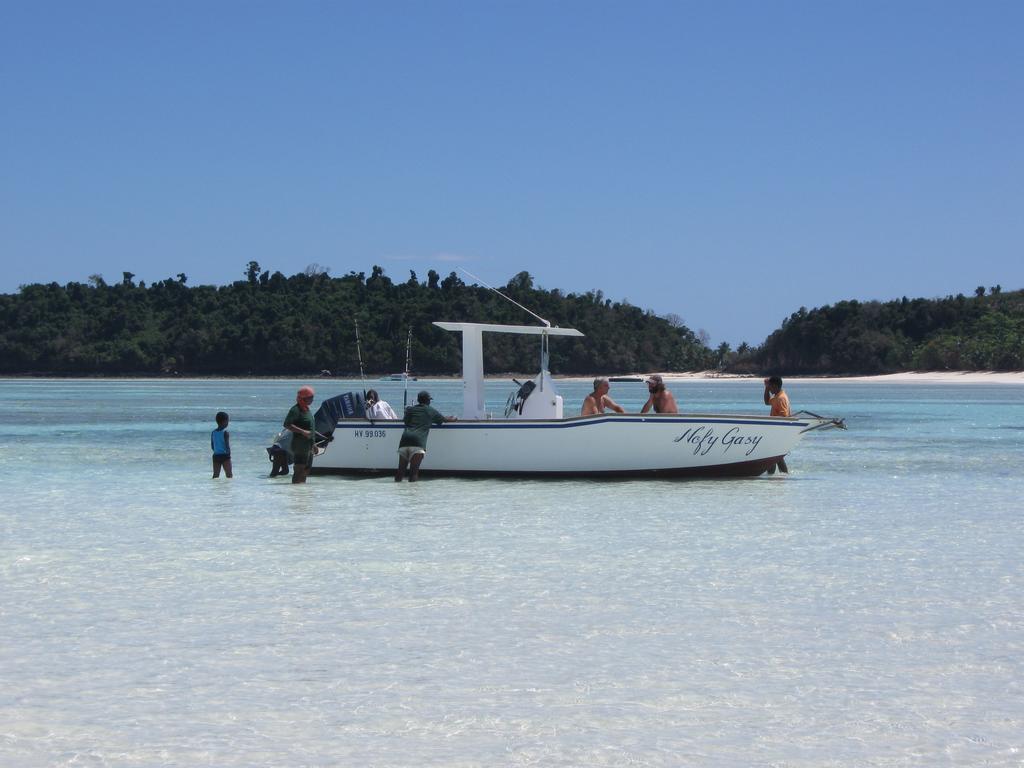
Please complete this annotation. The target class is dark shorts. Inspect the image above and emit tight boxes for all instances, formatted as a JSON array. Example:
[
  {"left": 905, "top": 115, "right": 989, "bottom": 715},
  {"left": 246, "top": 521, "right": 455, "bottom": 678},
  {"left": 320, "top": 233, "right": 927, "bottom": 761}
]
[
  {"left": 293, "top": 451, "right": 313, "bottom": 466},
  {"left": 212, "top": 453, "right": 231, "bottom": 466},
  {"left": 270, "top": 454, "right": 290, "bottom": 467}
]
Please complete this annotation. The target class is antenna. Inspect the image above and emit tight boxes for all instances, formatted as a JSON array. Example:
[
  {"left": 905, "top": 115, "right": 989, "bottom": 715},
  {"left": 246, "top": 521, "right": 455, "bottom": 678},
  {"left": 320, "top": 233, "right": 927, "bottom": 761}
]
[{"left": 459, "top": 267, "right": 551, "bottom": 327}]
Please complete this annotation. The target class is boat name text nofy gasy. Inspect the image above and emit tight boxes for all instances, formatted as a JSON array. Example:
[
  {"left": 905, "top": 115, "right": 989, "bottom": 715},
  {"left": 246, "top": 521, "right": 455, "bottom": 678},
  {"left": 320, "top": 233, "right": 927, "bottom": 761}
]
[{"left": 674, "top": 426, "right": 764, "bottom": 456}]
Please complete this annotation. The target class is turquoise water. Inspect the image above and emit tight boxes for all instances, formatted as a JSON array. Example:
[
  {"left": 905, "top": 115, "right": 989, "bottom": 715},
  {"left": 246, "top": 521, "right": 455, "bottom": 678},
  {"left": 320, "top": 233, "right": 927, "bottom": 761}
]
[{"left": 2, "top": 377, "right": 1023, "bottom": 766}]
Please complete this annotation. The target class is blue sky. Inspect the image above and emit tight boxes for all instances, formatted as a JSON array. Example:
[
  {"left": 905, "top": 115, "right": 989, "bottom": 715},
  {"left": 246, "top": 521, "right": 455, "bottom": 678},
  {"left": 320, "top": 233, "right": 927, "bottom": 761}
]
[{"left": 2, "top": 1, "right": 1022, "bottom": 346}]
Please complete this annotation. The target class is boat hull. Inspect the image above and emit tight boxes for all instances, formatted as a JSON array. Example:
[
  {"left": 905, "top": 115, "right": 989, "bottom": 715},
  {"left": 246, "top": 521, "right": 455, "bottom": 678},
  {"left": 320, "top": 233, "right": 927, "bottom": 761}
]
[{"left": 311, "top": 413, "right": 824, "bottom": 478}]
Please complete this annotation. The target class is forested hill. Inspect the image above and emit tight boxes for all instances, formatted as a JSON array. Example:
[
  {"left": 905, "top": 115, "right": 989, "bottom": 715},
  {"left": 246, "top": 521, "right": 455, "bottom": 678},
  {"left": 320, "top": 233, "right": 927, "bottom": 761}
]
[
  {"left": 0, "top": 265, "right": 715, "bottom": 376},
  {"left": 729, "top": 287, "right": 1024, "bottom": 375}
]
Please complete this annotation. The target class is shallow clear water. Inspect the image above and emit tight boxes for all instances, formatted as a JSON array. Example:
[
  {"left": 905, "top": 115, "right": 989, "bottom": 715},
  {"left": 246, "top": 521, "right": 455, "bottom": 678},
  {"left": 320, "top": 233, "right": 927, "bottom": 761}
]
[{"left": 2, "top": 377, "right": 1022, "bottom": 766}]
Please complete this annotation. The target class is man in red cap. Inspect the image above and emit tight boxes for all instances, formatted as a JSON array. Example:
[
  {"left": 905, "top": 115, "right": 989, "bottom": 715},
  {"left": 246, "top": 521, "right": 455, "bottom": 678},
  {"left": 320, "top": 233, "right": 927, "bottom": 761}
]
[{"left": 284, "top": 385, "right": 317, "bottom": 483}]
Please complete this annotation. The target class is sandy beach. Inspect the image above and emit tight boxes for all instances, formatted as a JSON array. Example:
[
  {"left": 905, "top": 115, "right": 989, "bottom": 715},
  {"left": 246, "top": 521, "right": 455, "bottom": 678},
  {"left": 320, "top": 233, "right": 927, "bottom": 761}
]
[
  {"left": 540, "top": 371, "right": 1024, "bottom": 386},
  {"left": 630, "top": 370, "right": 1024, "bottom": 385}
]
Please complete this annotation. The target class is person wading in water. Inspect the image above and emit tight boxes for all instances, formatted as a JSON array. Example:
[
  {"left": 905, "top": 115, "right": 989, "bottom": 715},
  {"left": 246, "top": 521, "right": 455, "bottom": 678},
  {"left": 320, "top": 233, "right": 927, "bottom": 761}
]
[
  {"left": 763, "top": 376, "right": 791, "bottom": 474},
  {"left": 284, "top": 385, "right": 317, "bottom": 484}
]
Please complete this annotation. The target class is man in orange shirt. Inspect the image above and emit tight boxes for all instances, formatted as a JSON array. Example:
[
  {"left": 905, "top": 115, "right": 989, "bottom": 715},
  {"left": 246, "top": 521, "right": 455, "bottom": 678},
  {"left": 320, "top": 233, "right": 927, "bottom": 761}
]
[{"left": 763, "top": 376, "right": 790, "bottom": 474}]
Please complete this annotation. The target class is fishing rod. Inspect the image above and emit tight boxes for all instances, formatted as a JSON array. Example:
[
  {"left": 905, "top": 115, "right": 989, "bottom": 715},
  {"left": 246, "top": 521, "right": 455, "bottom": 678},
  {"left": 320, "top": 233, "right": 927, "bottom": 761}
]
[
  {"left": 353, "top": 318, "right": 367, "bottom": 398},
  {"left": 403, "top": 325, "right": 413, "bottom": 409}
]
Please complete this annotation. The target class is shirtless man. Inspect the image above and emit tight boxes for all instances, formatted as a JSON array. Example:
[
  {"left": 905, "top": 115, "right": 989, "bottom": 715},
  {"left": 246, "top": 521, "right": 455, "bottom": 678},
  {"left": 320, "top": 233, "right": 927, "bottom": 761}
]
[
  {"left": 641, "top": 374, "right": 679, "bottom": 414},
  {"left": 581, "top": 377, "right": 625, "bottom": 416}
]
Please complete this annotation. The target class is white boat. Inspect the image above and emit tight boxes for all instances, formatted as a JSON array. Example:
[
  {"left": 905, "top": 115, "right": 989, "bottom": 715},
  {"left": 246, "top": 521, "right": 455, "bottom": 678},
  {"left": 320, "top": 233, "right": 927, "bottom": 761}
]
[
  {"left": 312, "top": 322, "right": 844, "bottom": 478},
  {"left": 380, "top": 372, "right": 417, "bottom": 381}
]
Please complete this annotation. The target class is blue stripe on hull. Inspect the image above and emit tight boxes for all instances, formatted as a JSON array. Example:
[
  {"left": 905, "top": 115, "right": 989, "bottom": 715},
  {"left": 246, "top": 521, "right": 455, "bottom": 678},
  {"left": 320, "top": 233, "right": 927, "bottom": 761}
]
[{"left": 337, "top": 417, "right": 810, "bottom": 431}]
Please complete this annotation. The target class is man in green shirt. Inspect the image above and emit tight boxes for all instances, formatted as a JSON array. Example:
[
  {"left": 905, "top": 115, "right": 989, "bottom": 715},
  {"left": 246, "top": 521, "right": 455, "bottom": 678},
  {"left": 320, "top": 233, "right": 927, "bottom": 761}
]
[{"left": 396, "top": 390, "right": 457, "bottom": 482}]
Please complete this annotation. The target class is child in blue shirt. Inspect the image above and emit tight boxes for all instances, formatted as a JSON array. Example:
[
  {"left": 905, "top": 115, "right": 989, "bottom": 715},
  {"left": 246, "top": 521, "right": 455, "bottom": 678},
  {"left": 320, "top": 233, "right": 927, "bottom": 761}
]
[{"left": 211, "top": 411, "right": 232, "bottom": 478}]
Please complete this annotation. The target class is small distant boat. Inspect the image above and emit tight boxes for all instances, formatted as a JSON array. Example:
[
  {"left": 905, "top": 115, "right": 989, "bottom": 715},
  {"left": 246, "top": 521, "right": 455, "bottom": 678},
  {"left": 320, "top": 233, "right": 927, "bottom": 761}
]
[
  {"left": 313, "top": 321, "right": 846, "bottom": 478},
  {"left": 380, "top": 372, "right": 417, "bottom": 381}
]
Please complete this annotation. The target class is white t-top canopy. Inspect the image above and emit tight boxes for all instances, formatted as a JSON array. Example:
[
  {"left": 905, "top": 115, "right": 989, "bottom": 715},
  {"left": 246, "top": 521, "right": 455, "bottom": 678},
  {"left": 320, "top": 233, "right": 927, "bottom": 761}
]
[
  {"left": 433, "top": 322, "right": 584, "bottom": 336},
  {"left": 433, "top": 322, "right": 584, "bottom": 419}
]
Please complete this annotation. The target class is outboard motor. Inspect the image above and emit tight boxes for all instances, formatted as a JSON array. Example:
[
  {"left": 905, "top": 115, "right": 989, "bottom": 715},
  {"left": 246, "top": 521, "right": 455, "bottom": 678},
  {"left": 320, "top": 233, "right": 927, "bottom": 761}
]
[{"left": 314, "top": 391, "right": 366, "bottom": 443}]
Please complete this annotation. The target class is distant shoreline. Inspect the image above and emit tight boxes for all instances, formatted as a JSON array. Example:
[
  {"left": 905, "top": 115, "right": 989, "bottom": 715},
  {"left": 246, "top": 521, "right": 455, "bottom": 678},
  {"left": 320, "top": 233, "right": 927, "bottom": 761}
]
[
  {"left": 646, "top": 370, "right": 1024, "bottom": 385},
  {"left": 2, "top": 370, "right": 1022, "bottom": 384}
]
